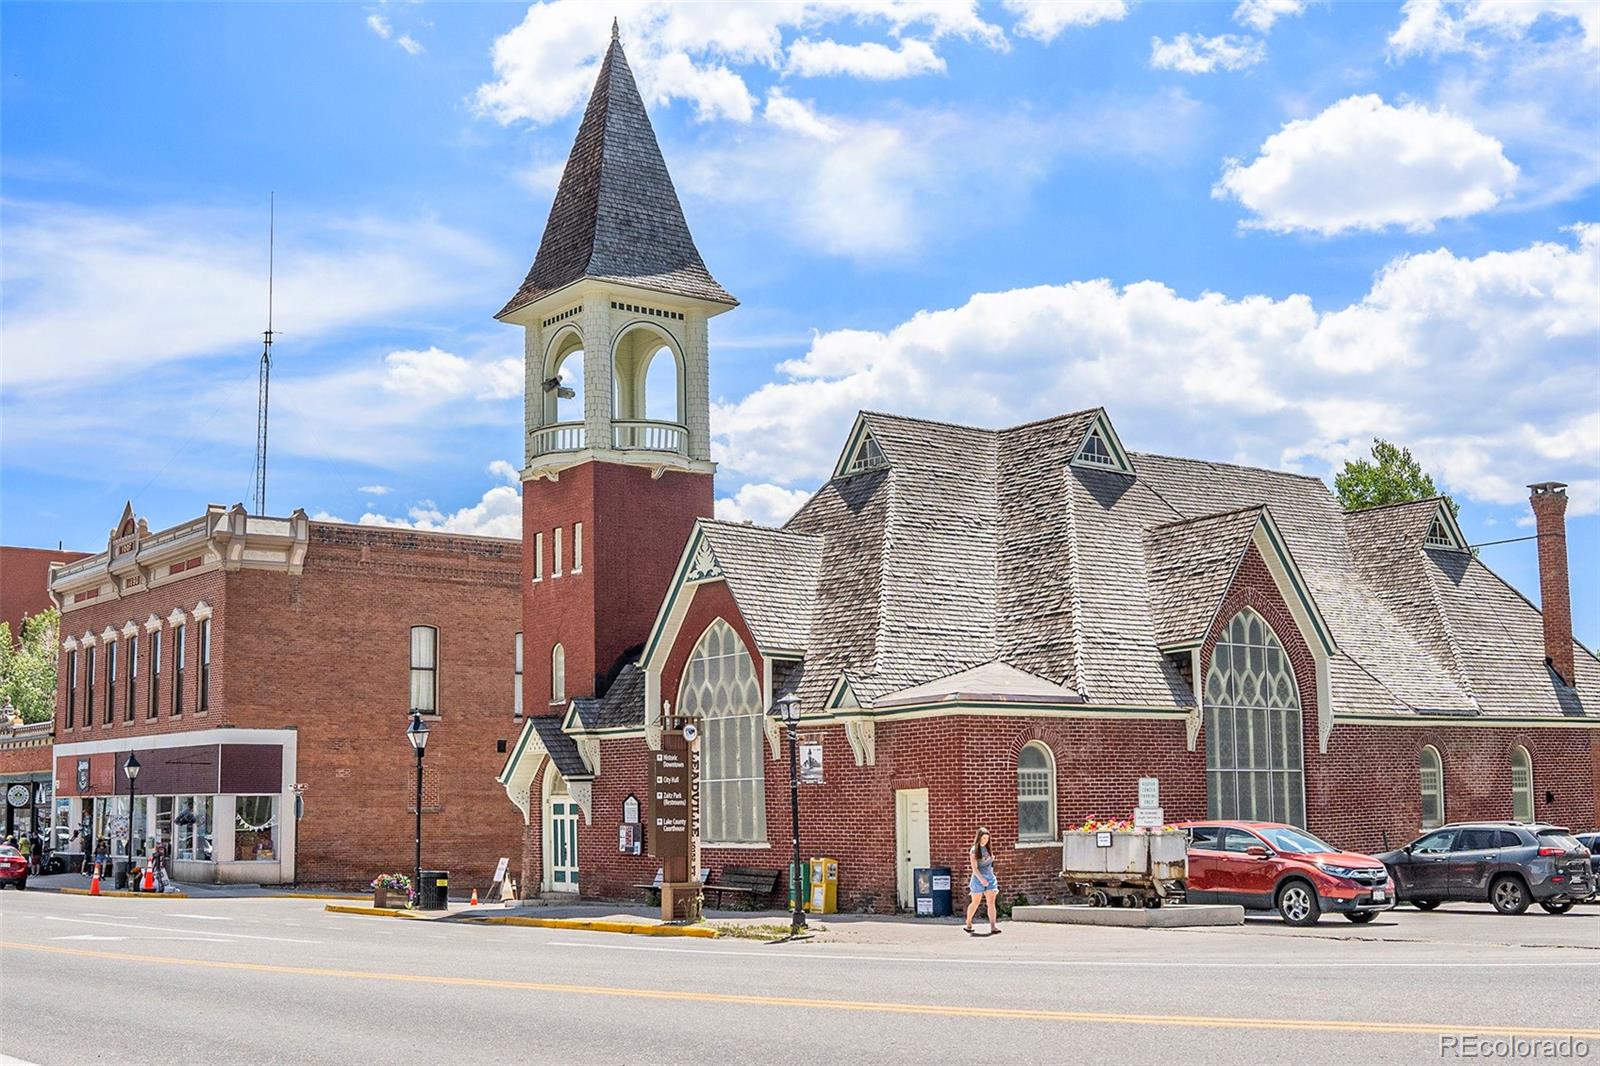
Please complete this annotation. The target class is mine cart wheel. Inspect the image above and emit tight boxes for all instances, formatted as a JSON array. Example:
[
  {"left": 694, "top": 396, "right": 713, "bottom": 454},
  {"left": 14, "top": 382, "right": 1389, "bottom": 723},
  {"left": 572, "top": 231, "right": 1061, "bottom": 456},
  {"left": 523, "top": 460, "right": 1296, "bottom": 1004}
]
[
  {"left": 1090, "top": 890, "right": 1110, "bottom": 908},
  {"left": 1144, "top": 895, "right": 1162, "bottom": 908}
]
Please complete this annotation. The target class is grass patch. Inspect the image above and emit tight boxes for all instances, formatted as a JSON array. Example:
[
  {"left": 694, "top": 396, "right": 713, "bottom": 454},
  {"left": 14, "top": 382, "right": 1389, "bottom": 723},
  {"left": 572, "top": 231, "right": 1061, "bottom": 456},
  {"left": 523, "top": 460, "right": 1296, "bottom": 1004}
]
[{"left": 708, "top": 922, "right": 798, "bottom": 941}]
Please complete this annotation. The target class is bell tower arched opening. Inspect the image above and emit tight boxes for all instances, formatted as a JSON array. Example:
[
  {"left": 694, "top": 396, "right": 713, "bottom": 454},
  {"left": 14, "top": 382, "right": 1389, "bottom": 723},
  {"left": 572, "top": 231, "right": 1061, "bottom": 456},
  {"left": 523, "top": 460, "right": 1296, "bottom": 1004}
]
[{"left": 612, "top": 322, "right": 685, "bottom": 453}]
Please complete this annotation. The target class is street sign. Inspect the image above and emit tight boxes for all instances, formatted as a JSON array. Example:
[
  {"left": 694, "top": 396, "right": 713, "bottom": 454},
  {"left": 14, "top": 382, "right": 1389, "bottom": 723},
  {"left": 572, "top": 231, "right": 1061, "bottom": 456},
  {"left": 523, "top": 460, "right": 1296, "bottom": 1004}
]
[
  {"left": 1133, "top": 806, "right": 1165, "bottom": 829},
  {"left": 648, "top": 748, "right": 690, "bottom": 863},
  {"left": 1095, "top": 831, "right": 1113, "bottom": 848},
  {"left": 493, "top": 856, "right": 510, "bottom": 884},
  {"left": 1138, "top": 777, "right": 1159, "bottom": 809}
]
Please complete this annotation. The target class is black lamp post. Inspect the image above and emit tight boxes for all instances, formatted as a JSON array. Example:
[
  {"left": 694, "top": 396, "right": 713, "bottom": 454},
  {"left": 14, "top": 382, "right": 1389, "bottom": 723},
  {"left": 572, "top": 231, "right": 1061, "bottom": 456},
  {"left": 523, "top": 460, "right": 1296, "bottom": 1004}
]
[
  {"left": 769, "top": 693, "right": 805, "bottom": 935},
  {"left": 122, "top": 752, "right": 141, "bottom": 889},
  {"left": 406, "top": 710, "right": 430, "bottom": 900}
]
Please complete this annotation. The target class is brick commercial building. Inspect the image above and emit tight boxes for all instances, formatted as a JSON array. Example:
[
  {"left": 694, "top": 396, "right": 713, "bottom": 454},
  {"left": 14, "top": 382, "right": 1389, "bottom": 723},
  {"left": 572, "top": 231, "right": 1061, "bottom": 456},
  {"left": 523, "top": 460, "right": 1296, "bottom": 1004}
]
[
  {"left": 48, "top": 503, "right": 524, "bottom": 887},
  {"left": 495, "top": 29, "right": 1600, "bottom": 912},
  {"left": 1, "top": 544, "right": 88, "bottom": 644}
]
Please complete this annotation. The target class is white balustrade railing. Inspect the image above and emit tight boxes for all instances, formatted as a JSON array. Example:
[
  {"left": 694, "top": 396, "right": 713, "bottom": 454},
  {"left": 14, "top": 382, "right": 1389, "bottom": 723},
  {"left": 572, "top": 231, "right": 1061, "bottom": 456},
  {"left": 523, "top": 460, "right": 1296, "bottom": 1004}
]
[
  {"left": 612, "top": 420, "right": 688, "bottom": 455},
  {"left": 530, "top": 422, "right": 587, "bottom": 456}
]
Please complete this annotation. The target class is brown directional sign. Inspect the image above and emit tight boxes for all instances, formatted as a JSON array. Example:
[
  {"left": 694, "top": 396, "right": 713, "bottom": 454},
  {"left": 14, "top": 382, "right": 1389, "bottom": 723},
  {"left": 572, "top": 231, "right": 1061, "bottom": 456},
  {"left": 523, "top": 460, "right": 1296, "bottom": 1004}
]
[{"left": 648, "top": 747, "right": 690, "bottom": 864}]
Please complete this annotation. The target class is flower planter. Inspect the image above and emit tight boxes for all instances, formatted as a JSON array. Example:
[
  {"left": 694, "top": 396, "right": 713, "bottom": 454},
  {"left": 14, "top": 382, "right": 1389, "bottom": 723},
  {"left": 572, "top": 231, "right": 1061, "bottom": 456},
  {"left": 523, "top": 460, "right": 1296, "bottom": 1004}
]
[{"left": 373, "top": 887, "right": 390, "bottom": 909}]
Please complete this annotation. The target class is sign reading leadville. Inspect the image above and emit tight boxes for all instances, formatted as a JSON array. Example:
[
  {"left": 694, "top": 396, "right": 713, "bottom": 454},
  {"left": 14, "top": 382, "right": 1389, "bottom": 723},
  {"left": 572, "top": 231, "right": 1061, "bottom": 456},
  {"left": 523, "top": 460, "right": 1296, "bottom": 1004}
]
[{"left": 648, "top": 749, "right": 690, "bottom": 862}]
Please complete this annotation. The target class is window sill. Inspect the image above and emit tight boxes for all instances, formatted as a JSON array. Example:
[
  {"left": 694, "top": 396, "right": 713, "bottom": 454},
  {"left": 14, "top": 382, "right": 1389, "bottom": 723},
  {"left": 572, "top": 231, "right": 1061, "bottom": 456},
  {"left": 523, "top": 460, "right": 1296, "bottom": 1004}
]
[
  {"left": 701, "top": 841, "right": 771, "bottom": 850},
  {"left": 1015, "top": 840, "right": 1060, "bottom": 850}
]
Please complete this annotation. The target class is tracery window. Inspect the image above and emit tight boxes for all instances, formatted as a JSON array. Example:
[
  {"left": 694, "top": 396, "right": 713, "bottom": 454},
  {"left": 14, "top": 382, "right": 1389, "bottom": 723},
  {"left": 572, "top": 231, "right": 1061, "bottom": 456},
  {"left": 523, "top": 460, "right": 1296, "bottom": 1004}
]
[
  {"left": 679, "top": 620, "right": 766, "bottom": 844},
  {"left": 1204, "top": 609, "right": 1305, "bottom": 826},
  {"left": 1017, "top": 742, "right": 1056, "bottom": 842}
]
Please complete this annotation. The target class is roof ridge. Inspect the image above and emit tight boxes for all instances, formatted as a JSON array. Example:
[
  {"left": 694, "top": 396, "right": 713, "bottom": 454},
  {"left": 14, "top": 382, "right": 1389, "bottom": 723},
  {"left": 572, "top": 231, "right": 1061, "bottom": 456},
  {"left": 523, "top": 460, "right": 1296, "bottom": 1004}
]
[
  {"left": 859, "top": 410, "right": 997, "bottom": 435},
  {"left": 1000, "top": 406, "right": 1103, "bottom": 434},
  {"left": 1343, "top": 496, "right": 1447, "bottom": 516},
  {"left": 1129, "top": 450, "right": 1329, "bottom": 485},
  {"left": 701, "top": 517, "right": 822, "bottom": 541}
]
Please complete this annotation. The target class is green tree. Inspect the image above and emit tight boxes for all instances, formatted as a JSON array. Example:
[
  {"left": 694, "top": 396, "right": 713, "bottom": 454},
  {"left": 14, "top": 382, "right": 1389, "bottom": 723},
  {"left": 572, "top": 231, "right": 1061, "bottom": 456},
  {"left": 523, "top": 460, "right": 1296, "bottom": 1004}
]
[
  {"left": 0, "top": 607, "right": 60, "bottom": 724},
  {"left": 1335, "top": 438, "right": 1459, "bottom": 517}
]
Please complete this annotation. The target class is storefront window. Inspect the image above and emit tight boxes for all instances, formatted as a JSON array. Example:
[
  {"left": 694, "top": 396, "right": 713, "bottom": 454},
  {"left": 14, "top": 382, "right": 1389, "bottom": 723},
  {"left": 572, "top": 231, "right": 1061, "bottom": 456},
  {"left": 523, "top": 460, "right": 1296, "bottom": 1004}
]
[
  {"left": 235, "top": 795, "right": 278, "bottom": 861},
  {"left": 132, "top": 796, "right": 150, "bottom": 856},
  {"left": 176, "top": 796, "right": 214, "bottom": 861}
]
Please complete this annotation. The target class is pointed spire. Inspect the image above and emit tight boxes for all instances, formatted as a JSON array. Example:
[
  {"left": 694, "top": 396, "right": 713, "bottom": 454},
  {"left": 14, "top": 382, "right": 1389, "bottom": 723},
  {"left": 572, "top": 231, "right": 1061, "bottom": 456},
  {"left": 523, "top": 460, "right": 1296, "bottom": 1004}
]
[
  {"left": 497, "top": 29, "right": 734, "bottom": 319},
  {"left": 611, "top": 16, "right": 619, "bottom": 41}
]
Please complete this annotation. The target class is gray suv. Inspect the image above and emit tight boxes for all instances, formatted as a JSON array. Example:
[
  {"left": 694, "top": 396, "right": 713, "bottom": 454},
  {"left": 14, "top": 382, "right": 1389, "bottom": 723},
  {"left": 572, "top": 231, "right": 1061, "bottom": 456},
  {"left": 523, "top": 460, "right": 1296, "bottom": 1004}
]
[{"left": 1375, "top": 822, "right": 1593, "bottom": 915}]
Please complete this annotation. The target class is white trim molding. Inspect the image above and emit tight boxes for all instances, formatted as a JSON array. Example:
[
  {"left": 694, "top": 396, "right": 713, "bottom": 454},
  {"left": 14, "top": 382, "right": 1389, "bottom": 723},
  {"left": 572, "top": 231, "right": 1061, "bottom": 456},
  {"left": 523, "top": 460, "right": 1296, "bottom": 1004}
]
[
  {"left": 167, "top": 607, "right": 188, "bottom": 626},
  {"left": 192, "top": 600, "right": 214, "bottom": 622},
  {"left": 62, "top": 635, "right": 79, "bottom": 652},
  {"left": 844, "top": 717, "right": 876, "bottom": 766},
  {"left": 80, "top": 631, "right": 97, "bottom": 648},
  {"left": 100, "top": 626, "right": 118, "bottom": 642},
  {"left": 120, "top": 621, "right": 139, "bottom": 639},
  {"left": 143, "top": 613, "right": 163, "bottom": 633}
]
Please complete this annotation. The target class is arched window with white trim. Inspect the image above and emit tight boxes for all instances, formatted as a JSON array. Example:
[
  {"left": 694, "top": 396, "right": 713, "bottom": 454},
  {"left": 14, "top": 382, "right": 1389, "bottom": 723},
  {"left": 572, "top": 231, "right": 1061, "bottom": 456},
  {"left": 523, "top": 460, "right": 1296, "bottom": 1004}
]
[
  {"left": 1017, "top": 742, "right": 1056, "bottom": 843},
  {"left": 551, "top": 643, "right": 566, "bottom": 705},
  {"left": 1419, "top": 745, "right": 1445, "bottom": 830},
  {"left": 678, "top": 619, "right": 765, "bottom": 844},
  {"left": 1510, "top": 746, "right": 1533, "bottom": 822},
  {"left": 1203, "top": 608, "right": 1305, "bottom": 826}
]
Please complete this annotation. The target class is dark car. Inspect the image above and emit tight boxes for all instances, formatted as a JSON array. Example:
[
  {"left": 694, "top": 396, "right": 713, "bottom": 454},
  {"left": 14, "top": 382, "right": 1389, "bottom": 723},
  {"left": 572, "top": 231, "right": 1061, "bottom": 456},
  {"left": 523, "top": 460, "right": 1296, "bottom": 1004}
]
[
  {"left": 1376, "top": 822, "right": 1593, "bottom": 915},
  {"left": 1576, "top": 833, "right": 1600, "bottom": 899}
]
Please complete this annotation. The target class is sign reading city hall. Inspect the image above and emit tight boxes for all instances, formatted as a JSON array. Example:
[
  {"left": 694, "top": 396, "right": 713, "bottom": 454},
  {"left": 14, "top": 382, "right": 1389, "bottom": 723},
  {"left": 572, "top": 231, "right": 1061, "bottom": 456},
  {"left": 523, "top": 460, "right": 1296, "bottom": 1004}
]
[{"left": 648, "top": 748, "right": 690, "bottom": 863}]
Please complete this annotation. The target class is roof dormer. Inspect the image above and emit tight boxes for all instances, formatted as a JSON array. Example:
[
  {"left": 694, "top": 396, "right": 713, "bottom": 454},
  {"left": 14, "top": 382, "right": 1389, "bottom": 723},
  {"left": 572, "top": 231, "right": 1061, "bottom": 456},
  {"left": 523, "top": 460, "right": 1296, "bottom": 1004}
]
[
  {"left": 1070, "top": 409, "right": 1134, "bottom": 475},
  {"left": 833, "top": 415, "right": 889, "bottom": 479},
  {"left": 1423, "top": 502, "right": 1468, "bottom": 552}
]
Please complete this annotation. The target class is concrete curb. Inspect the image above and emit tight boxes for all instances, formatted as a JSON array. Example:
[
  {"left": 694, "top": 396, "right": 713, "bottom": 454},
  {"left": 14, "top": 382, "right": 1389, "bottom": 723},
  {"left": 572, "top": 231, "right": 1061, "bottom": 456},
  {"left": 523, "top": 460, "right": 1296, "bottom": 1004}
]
[
  {"left": 57, "top": 887, "right": 189, "bottom": 899},
  {"left": 323, "top": 903, "right": 432, "bottom": 920},
  {"left": 463, "top": 915, "right": 719, "bottom": 938}
]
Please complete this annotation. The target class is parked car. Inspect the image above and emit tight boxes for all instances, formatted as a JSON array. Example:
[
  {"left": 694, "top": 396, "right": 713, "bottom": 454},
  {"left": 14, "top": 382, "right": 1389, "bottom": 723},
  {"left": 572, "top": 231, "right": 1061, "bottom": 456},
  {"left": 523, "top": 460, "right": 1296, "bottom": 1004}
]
[
  {"left": 1177, "top": 820, "right": 1395, "bottom": 926},
  {"left": 1376, "top": 822, "right": 1593, "bottom": 915},
  {"left": 0, "top": 845, "right": 27, "bottom": 889},
  {"left": 1572, "top": 833, "right": 1600, "bottom": 900}
]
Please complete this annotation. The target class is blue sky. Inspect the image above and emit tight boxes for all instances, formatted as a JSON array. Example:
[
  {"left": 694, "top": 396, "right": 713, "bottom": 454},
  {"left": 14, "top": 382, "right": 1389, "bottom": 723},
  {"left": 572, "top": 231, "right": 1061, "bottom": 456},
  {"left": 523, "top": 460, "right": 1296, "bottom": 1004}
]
[{"left": 2, "top": 1, "right": 1597, "bottom": 643}]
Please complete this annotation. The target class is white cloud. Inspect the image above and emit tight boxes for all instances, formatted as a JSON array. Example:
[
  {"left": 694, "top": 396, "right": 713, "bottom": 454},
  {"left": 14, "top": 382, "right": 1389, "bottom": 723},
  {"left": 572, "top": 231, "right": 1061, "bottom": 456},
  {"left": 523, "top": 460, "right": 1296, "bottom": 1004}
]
[
  {"left": 382, "top": 347, "right": 522, "bottom": 401},
  {"left": 1149, "top": 33, "right": 1265, "bottom": 74},
  {"left": 1233, "top": 0, "right": 1306, "bottom": 33},
  {"left": 711, "top": 226, "right": 1600, "bottom": 520},
  {"left": 0, "top": 201, "right": 506, "bottom": 387},
  {"left": 763, "top": 89, "right": 841, "bottom": 142},
  {"left": 1389, "top": 0, "right": 1600, "bottom": 58},
  {"left": 715, "top": 483, "right": 815, "bottom": 527},
  {"left": 473, "top": 1, "right": 1008, "bottom": 128},
  {"left": 1003, "top": 0, "right": 1128, "bottom": 43},
  {"left": 686, "top": 92, "right": 1206, "bottom": 259},
  {"left": 786, "top": 37, "right": 944, "bottom": 80},
  {"left": 487, "top": 459, "right": 522, "bottom": 485},
  {"left": 358, "top": 484, "right": 392, "bottom": 496},
  {"left": 366, "top": 8, "right": 424, "bottom": 55},
  {"left": 1214, "top": 94, "right": 1518, "bottom": 235},
  {"left": 348, "top": 482, "right": 524, "bottom": 540}
]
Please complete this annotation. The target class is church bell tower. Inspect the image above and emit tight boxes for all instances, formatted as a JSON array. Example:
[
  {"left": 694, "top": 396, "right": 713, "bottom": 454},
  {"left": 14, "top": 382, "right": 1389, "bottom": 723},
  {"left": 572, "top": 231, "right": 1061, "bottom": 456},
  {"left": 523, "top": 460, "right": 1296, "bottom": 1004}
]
[{"left": 496, "top": 23, "right": 735, "bottom": 712}]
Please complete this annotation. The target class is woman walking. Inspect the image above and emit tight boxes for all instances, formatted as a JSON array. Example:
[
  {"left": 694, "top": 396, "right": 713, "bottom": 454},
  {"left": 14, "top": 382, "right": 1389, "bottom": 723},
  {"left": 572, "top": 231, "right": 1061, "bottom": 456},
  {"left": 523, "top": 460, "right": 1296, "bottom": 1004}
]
[{"left": 964, "top": 827, "right": 1001, "bottom": 936}]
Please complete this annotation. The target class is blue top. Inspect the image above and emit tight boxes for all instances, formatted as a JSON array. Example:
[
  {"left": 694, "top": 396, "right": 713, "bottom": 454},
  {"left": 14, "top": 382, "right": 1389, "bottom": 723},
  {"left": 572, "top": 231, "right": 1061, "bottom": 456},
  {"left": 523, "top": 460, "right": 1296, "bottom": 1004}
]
[{"left": 972, "top": 846, "right": 994, "bottom": 880}]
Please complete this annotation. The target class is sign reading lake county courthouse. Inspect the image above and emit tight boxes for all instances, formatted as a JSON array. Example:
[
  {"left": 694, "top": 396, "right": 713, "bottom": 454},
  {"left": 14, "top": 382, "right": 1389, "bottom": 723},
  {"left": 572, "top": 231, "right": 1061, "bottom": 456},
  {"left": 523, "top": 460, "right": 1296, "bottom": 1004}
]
[{"left": 648, "top": 749, "right": 690, "bottom": 862}]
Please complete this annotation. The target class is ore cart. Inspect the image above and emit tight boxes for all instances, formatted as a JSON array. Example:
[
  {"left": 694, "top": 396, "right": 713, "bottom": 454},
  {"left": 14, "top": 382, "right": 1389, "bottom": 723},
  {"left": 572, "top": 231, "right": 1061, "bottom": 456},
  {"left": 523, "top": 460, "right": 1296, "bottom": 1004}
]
[{"left": 1060, "top": 830, "right": 1188, "bottom": 908}]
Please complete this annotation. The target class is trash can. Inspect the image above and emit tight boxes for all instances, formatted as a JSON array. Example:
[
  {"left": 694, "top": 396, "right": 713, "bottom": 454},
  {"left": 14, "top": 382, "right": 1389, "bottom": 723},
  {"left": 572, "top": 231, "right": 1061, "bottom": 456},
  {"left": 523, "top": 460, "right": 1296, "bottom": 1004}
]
[
  {"left": 913, "top": 866, "right": 952, "bottom": 917},
  {"left": 807, "top": 857, "right": 838, "bottom": 914},
  {"left": 787, "top": 860, "right": 810, "bottom": 911},
  {"left": 418, "top": 870, "right": 450, "bottom": 911}
]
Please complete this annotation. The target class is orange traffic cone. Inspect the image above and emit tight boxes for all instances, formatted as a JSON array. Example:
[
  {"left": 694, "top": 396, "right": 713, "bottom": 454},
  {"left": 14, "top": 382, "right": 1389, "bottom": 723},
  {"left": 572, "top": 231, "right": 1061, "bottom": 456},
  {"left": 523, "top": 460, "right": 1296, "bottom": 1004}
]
[
  {"left": 143, "top": 864, "right": 155, "bottom": 892},
  {"left": 89, "top": 865, "right": 101, "bottom": 896},
  {"left": 469, "top": 888, "right": 479, "bottom": 906}
]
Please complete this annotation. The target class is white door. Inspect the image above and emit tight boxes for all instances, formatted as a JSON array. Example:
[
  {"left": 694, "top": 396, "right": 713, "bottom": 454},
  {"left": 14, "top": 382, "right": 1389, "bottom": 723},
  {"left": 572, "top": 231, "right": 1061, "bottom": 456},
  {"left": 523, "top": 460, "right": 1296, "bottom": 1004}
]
[
  {"left": 544, "top": 771, "right": 580, "bottom": 894},
  {"left": 894, "top": 788, "right": 930, "bottom": 910}
]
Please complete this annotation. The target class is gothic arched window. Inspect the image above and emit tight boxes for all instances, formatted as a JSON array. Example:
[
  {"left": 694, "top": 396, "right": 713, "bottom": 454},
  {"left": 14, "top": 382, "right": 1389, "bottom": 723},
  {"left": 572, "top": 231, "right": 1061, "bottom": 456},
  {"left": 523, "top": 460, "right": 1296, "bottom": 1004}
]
[
  {"left": 678, "top": 619, "right": 765, "bottom": 844},
  {"left": 1203, "top": 608, "right": 1305, "bottom": 826}
]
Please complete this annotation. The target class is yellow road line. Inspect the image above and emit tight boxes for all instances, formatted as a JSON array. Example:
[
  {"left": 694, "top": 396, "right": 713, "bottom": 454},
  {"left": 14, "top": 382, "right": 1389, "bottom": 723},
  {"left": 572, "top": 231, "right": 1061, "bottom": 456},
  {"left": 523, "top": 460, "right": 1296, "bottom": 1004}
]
[{"left": 5, "top": 941, "right": 1595, "bottom": 1039}]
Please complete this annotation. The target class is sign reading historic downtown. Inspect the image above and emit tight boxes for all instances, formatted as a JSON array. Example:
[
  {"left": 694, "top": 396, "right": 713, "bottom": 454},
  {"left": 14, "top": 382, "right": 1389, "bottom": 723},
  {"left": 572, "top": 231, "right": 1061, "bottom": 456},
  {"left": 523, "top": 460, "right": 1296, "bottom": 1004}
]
[{"left": 648, "top": 748, "right": 690, "bottom": 862}]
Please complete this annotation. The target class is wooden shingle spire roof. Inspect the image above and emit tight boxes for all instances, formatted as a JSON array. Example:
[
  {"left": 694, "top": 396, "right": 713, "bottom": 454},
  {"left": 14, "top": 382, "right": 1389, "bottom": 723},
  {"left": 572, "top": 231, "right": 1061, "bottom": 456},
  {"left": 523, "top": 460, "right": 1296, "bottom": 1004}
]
[{"left": 496, "top": 30, "right": 735, "bottom": 319}]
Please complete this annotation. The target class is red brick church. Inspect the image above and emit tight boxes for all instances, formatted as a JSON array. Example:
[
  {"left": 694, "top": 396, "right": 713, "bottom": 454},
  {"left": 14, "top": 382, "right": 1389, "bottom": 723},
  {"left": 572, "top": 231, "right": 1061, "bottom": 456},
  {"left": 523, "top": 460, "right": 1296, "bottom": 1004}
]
[{"left": 498, "top": 29, "right": 1600, "bottom": 910}]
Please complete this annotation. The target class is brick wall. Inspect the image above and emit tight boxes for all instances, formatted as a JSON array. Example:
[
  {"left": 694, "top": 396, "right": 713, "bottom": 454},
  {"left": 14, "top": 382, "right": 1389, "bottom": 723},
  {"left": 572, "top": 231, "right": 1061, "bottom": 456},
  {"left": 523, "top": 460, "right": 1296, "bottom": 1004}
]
[
  {"left": 522, "top": 461, "right": 711, "bottom": 709},
  {"left": 0, "top": 545, "right": 88, "bottom": 644},
  {"left": 224, "top": 523, "right": 525, "bottom": 888}
]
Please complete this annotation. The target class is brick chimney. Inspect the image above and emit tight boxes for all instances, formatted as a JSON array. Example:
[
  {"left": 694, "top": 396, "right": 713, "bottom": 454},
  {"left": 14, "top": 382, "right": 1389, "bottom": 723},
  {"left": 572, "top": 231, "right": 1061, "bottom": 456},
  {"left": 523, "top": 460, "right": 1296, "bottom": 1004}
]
[{"left": 1529, "top": 482, "right": 1575, "bottom": 686}]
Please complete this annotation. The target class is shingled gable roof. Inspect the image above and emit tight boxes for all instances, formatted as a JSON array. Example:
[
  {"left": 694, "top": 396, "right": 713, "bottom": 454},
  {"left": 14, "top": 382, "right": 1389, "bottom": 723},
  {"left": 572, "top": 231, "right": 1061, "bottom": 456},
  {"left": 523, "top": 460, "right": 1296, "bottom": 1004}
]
[
  {"left": 696, "top": 520, "right": 823, "bottom": 653},
  {"left": 496, "top": 30, "right": 734, "bottom": 319},
  {"left": 1146, "top": 505, "right": 1264, "bottom": 649},
  {"left": 754, "top": 408, "right": 1595, "bottom": 724}
]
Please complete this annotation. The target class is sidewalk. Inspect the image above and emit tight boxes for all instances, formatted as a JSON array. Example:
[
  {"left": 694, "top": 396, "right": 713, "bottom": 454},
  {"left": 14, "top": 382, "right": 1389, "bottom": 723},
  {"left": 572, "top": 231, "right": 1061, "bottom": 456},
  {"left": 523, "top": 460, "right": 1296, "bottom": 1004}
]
[{"left": 19, "top": 869, "right": 365, "bottom": 900}]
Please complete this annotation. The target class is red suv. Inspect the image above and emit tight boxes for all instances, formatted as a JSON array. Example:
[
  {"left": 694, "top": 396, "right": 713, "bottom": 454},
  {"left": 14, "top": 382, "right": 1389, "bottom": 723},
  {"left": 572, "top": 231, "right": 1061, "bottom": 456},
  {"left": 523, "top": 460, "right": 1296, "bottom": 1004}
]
[{"left": 1177, "top": 821, "right": 1394, "bottom": 926}]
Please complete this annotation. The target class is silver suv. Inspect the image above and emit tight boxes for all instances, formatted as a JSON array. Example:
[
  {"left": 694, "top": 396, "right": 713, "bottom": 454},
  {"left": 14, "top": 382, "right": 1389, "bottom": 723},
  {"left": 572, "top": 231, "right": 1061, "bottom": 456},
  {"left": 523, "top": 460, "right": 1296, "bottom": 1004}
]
[{"left": 1375, "top": 822, "right": 1593, "bottom": 915}]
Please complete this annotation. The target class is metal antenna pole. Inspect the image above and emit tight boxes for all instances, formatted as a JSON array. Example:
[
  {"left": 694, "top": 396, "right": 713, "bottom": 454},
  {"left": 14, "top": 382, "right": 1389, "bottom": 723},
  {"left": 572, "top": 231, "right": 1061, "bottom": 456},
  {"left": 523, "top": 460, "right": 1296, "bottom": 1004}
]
[{"left": 253, "top": 193, "right": 276, "bottom": 515}]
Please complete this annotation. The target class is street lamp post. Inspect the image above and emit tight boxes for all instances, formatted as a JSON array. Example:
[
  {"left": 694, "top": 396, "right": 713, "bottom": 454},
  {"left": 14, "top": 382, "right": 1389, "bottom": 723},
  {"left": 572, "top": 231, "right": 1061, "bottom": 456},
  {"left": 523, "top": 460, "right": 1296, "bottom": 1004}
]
[
  {"left": 769, "top": 693, "right": 805, "bottom": 936},
  {"left": 406, "top": 710, "right": 430, "bottom": 901},
  {"left": 122, "top": 752, "right": 141, "bottom": 889}
]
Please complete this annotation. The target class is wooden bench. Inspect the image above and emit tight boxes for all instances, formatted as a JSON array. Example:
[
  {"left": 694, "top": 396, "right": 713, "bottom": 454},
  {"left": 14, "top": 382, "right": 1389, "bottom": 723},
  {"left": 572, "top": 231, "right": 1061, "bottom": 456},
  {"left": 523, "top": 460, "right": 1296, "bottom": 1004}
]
[
  {"left": 701, "top": 866, "right": 782, "bottom": 909},
  {"left": 634, "top": 867, "right": 710, "bottom": 904}
]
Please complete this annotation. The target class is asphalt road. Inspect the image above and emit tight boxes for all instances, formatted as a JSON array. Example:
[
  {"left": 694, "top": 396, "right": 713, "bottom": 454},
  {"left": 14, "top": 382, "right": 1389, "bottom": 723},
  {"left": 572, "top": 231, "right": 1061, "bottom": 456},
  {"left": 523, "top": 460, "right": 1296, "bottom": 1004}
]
[{"left": 2, "top": 891, "right": 1597, "bottom": 1065}]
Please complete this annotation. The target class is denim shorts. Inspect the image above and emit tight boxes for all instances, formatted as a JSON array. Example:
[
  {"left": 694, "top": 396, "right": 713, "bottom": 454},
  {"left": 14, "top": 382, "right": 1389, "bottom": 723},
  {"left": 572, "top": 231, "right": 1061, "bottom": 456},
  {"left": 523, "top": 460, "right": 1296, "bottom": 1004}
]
[{"left": 970, "top": 873, "right": 998, "bottom": 895}]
